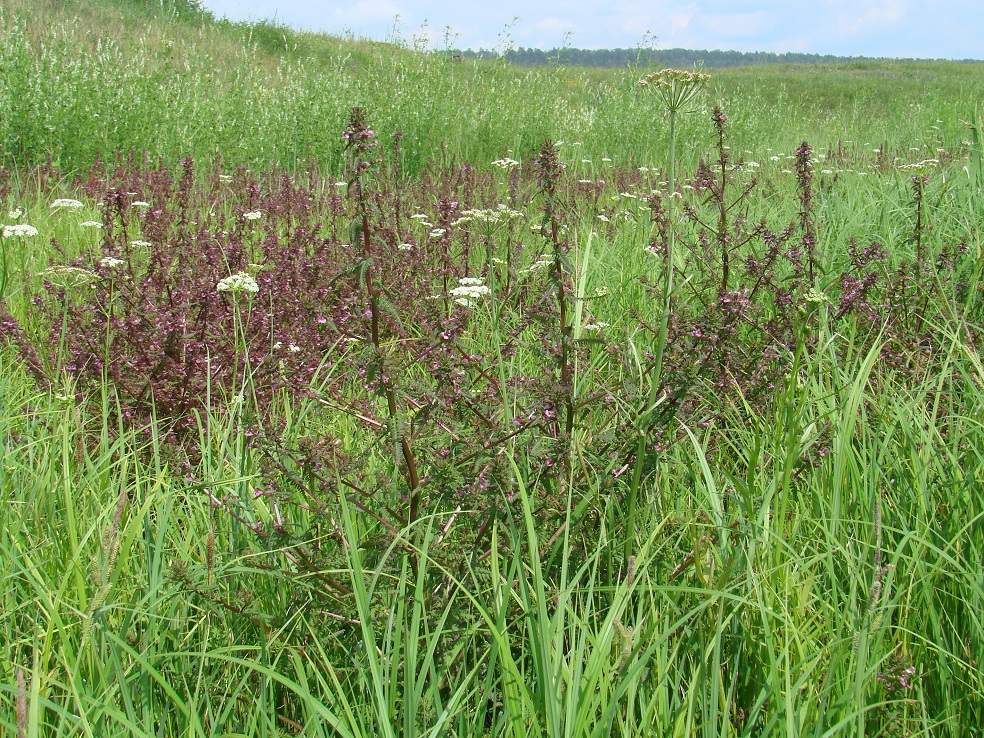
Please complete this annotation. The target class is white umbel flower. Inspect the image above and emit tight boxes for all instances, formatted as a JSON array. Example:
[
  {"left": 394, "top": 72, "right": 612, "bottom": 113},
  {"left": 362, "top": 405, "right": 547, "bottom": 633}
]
[
  {"left": 51, "top": 198, "right": 84, "bottom": 210},
  {"left": 3, "top": 224, "right": 39, "bottom": 237},
  {"left": 217, "top": 272, "right": 260, "bottom": 295},
  {"left": 243, "top": 210, "right": 263, "bottom": 220},
  {"left": 449, "top": 276, "right": 490, "bottom": 307}
]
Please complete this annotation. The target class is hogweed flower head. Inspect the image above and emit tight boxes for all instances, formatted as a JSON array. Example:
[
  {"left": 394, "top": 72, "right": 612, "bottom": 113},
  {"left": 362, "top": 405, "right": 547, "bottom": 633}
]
[
  {"left": 638, "top": 68, "right": 710, "bottom": 114},
  {"left": 449, "top": 276, "right": 491, "bottom": 307},
  {"left": 243, "top": 210, "right": 263, "bottom": 220},
  {"left": 3, "top": 224, "right": 38, "bottom": 238},
  {"left": 453, "top": 204, "right": 523, "bottom": 230},
  {"left": 491, "top": 157, "right": 520, "bottom": 170},
  {"left": 217, "top": 272, "right": 259, "bottom": 295},
  {"left": 51, "top": 198, "right": 84, "bottom": 210}
]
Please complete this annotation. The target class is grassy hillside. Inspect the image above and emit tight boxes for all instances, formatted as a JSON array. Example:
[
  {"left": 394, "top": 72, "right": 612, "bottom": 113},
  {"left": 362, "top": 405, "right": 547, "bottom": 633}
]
[
  {"left": 0, "top": 2, "right": 983, "bottom": 737},
  {"left": 1, "top": 0, "right": 982, "bottom": 176}
]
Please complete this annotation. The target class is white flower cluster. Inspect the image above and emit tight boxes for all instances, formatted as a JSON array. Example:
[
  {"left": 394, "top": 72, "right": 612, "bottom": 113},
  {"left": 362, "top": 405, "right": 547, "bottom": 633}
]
[
  {"left": 243, "top": 210, "right": 263, "bottom": 220},
  {"left": 100, "top": 256, "right": 125, "bottom": 269},
  {"left": 448, "top": 276, "right": 490, "bottom": 307},
  {"left": 132, "top": 201, "right": 151, "bottom": 209},
  {"left": 398, "top": 243, "right": 414, "bottom": 251},
  {"left": 583, "top": 321, "right": 610, "bottom": 331},
  {"left": 3, "top": 224, "right": 39, "bottom": 238},
  {"left": 217, "top": 272, "right": 260, "bottom": 295},
  {"left": 272, "top": 341, "right": 302, "bottom": 353},
  {"left": 7, "top": 207, "right": 24, "bottom": 219},
  {"left": 453, "top": 204, "right": 523, "bottom": 228},
  {"left": 41, "top": 265, "right": 98, "bottom": 286},
  {"left": 523, "top": 256, "right": 554, "bottom": 274},
  {"left": 51, "top": 198, "right": 84, "bottom": 210},
  {"left": 491, "top": 157, "right": 520, "bottom": 170},
  {"left": 429, "top": 228, "right": 446, "bottom": 239},
  {"left": 130, "top": 240, "right": 152, "bottom": 247},
  {"left": 80, "top": 221, "right": 103, "bottom": 228},
  {"left": 898, "top": 158, "right": 939, "bottom": 171}
]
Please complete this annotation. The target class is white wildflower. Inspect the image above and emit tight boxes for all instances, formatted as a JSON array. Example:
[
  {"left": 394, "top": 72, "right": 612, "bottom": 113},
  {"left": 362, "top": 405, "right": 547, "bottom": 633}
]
[
  {"left": 131, "top": 201, "right": 151, "bottom": 208},
  {"left": 288, "top": 344, "right": 301, "bottom": 353},
  {"left": 596, "top": 214, "right": 610, "bottom": 222},
  {"left": 429, "top": 228, "right": 446, "bottom": 238},
  {"left": 398, "top": 243, "right": 414, "bottom": 251},
  {"left": 130, "top": 240, "right": 152, "bottom": 247},
  {"left": 41, "top": 265, "right": 98, "bottom": 287},
  {"left": 453, "top": 204, "right": 523, "bottom": 228},
  {"left": 602, "top": 157, "right": 612, "bottom": 162},
  {"left": 525, "top": 258, "right": 553, "bottom": 273},
  {"left": 80, "top": 221, "right": 103, "bottom": 228},
  {"left": 51, "top": 198, "right": 84, "bottom": 210},
  {"left": 583, "top": 321, "right": 610, "bottom": 331},
  {"left": 7, "top": 207, "right": 24, "bottom": 219},
  {"left": 99, "top": 256, "right": 125, "bottom": 268},
  {"left": 217, "top": 272, "right": 260, "bottom": 295},
  {"left": 578, "top": 179, "right": 593, "bottom": 184},
  {"left": 491, "top": 157, "right": 520, "bottom": 169},
  {"left": 243, "top": 210, "right": 263, "bottom": 220},
  {"left": 449, "top": 276, "right": 490, "bottom": 306},
  {"left": 3, "top": 224, "right": 39, "bottom": 238},
  {"left": 410, "top": 213, "right": 430, "bottom": 220}
]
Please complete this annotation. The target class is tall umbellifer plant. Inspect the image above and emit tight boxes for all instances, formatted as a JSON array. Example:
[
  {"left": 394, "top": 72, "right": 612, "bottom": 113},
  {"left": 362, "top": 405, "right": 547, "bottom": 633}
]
[{"left": 625, "top": 68, "right": 708, "bottom": 558}]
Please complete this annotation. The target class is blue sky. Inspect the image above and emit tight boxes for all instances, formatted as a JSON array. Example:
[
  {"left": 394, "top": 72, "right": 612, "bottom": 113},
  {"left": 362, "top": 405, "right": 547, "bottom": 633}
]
[{"left": 198, "top": 0, "right": 983, "bottom": 59}]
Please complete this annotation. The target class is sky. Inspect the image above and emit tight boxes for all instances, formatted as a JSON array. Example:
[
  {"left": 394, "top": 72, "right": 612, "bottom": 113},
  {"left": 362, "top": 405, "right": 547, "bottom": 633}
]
[{"left": 197, "top": 0, "right": 984, "bottom": 59}]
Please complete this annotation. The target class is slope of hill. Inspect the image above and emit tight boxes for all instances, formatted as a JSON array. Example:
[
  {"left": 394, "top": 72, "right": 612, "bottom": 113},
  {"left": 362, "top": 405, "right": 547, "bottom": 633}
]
[{"left": 1, "top": 0, "right": 982, "bottom": 175}]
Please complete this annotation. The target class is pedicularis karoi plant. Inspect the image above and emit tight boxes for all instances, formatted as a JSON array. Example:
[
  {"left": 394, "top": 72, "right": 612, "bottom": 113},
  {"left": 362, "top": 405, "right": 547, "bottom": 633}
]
[
  {"left": 0, "top": 91, "right": 971, "bottom": 547},
  {"left": 1, "top": 77, "right": 982, "bottom": 735}
]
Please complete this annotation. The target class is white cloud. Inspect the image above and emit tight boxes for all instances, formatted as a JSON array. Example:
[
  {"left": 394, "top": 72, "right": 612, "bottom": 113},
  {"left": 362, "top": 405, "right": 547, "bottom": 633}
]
[{"left": 828, "top": 0, "right": 908, "bottom": 35}]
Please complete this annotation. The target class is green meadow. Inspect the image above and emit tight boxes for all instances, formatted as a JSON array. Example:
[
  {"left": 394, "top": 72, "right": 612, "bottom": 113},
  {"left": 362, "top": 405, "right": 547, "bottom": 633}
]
[{"left": 1, "top": 1, "right": 982, "bottom": 736}]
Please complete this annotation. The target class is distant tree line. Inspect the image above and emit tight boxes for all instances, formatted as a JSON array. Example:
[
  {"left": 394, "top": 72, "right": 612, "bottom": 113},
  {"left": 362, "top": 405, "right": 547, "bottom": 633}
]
[{"left": 453, "top": 47, "right": 980, "bottom": 68}]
